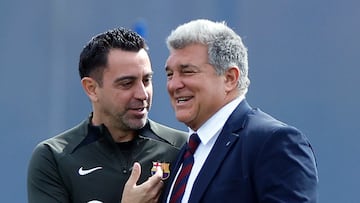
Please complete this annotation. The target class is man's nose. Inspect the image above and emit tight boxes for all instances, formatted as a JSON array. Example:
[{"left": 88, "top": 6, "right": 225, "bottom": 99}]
[{"left": 134, "top": 82, "right": 149, "bottom": 100}]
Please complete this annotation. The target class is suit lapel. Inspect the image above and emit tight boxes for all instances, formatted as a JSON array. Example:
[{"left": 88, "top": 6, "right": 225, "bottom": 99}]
[{"left": 188, "top": 100, "right": 252, "bottom": 202}]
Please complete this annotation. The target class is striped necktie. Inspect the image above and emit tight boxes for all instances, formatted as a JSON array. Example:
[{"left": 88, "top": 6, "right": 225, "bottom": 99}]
[{"left": 169, "top": 133, "right": 201, "bottom": 203}]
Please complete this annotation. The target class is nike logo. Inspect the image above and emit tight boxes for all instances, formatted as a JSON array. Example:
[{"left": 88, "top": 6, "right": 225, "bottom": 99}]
[{"left": 78, "top": 166, "right": 103, "bottom": 176}]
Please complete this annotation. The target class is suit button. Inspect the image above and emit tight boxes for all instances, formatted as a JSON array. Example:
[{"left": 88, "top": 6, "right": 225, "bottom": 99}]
[{"left": 122, "top": 168, "right": 128, "bottom": 174}]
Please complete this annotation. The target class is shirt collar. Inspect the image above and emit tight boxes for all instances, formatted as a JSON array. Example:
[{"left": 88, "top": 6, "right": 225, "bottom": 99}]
[{"left": 188, "top": 95, "right": 244, "bottom": 145}]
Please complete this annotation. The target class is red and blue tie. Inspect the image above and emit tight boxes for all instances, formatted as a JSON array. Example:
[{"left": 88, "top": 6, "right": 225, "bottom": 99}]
[{"left": 169, "top": 133, "right": 201, "bottom": 203}]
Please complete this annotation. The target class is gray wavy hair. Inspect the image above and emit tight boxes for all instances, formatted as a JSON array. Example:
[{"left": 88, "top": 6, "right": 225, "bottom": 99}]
[{"left": 166, "top": 19, "right": 250, "bottom": 96}]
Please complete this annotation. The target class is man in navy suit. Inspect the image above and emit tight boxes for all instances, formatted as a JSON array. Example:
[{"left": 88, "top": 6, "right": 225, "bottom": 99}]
[{"left": 163, "top": 19, "right": 318, "bottom": 203}]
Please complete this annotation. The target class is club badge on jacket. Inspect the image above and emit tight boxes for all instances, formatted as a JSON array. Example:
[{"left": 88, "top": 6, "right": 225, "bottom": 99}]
[{"left": 151, "top": 161, "right": 170, "bottom": 180}]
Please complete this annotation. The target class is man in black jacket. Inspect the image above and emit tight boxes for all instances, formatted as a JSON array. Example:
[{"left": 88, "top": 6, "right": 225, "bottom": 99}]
[{"left": 27, "top": 27, "right": 187, "bottom": 203}]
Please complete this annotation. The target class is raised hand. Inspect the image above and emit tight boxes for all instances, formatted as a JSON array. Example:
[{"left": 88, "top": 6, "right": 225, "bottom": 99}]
[{"left": 121, "top": 162, "right": 164, "bottom": 203}]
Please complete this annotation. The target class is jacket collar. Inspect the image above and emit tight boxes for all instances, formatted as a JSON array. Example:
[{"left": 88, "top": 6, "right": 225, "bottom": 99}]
[{"left": 188, "top": 99, "right": 253, "bottom": 202}]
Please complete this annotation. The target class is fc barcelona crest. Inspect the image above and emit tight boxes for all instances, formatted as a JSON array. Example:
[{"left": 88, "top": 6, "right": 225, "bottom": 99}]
[{"left": 151, "top": 161, "right": 170, "bottom": 180}]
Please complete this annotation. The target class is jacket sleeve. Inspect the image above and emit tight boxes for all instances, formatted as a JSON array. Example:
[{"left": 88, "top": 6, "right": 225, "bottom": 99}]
[
  {"left": 27, "top": 142, "right": 70, "bottom": 203},
  {"left": 253, "top": 127, "right": 319, "bottom": 202}
]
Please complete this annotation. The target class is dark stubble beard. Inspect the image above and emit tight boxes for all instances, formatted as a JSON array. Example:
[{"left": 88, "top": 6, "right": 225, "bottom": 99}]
[{"left": 113, "top": 110, "right": 148, "bottom": 131}]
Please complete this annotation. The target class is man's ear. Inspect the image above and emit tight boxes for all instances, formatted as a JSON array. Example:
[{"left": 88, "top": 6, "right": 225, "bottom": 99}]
[
  {"left": 81, "top": 77, "right": 99, "bottom": 102},
  {"left": 224, "top": 66, "right": 240, "bottom": 92}
]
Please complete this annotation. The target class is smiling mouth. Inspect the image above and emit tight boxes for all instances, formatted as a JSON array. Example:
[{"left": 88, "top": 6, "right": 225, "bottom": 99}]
[
  {"left": 135, "top": 107, "right": 146, "bottom": 111},
  {"left": 176, "top": 96, "right": 192, "bottom": 104},
  {"left": 129, "top": 105, "right": 147, "bottom": 112}
]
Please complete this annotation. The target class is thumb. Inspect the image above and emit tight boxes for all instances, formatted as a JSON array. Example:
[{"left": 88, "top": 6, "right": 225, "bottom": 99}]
[
  {"left": 155, "top": 164, "right": 163, "bottom": 179},
  {"left": 127, "top": 162, "right": 141, "bottom": 186}
]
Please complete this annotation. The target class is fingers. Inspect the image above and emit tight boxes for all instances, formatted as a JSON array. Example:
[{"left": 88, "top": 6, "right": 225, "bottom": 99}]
[
  {"left": 126, "top": 162, "right": 141, "bottom": 187},
  {"left": 147, "top": 165, "right": 163, "bottom": 185},
  {"left": 155, "top": 164, "right": 163, "bottom": 179},
  {"left": 122, "top": 162, "right": 142, "bottom": 203},
  {"left": 147, "top": 166, "right": 164, "bottom": 200},
  {"left": 122, "top": 163, "right": 164, "bottom": 203}
]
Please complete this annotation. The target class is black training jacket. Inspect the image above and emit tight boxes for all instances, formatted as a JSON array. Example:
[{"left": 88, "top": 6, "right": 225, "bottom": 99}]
[{"left": 27, "top": 117, "right": 187, "bottom": 203}]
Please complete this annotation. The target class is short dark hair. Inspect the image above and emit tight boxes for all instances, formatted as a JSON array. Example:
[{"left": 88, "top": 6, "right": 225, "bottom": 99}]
[{"left": 78, "top": 27, "right": 148, "bottom": 85}]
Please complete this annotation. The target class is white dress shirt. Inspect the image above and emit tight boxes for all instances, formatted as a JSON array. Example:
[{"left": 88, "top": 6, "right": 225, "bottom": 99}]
[{"left": 167, "top": 96, "right": 244, "bottom": 203}]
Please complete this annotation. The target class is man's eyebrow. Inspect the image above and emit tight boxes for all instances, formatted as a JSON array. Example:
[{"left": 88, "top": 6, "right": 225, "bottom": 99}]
[
  {"left": 145, "top": 72, "right": 154, "bottom": 77},
  {"left": 113, "top": 72, "right": 153, "bottom": 83},
  {"left": 179, "top": 64, "right": 190, "bottom": 68},
  {"left": 113, "top": 75, "right": 136, "bottom": 83},
  {"left": 165, "top": 64, "right": 174, "bottom": 71},
  {"left": 165, "top": 64, "right": 198, "bottom": 71}
]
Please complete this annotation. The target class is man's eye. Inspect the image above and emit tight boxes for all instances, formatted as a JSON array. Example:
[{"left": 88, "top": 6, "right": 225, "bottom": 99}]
[
  {"left": 119, "top": 81, "right": 133, "bottom": 88},
  {"left": 143, "top": 77, "right": 152, "bottom": 84},
  {"left": 182, "top": 69, "right": 196, "bottom": 74},
  {"left": 166, "top": 72, "right": 173, "bottom": 78}
]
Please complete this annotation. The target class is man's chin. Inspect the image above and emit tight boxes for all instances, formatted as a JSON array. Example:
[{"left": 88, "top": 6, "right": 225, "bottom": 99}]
[
  {"left": 175, "top": 114, "right": 190, "bottom": 123},
  {"left": 127, "top": 118, "right": 147, "bottom": 130}
]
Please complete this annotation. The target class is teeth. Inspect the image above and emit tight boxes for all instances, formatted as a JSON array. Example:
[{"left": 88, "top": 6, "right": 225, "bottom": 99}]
[{"left": 177, "top": 97, "right": 190, "bottom": 103}]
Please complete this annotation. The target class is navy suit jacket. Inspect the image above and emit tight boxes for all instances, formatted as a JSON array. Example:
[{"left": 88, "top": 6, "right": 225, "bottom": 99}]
[{"left": 163, "top": 100, "right": 318, "bottom": 203}]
